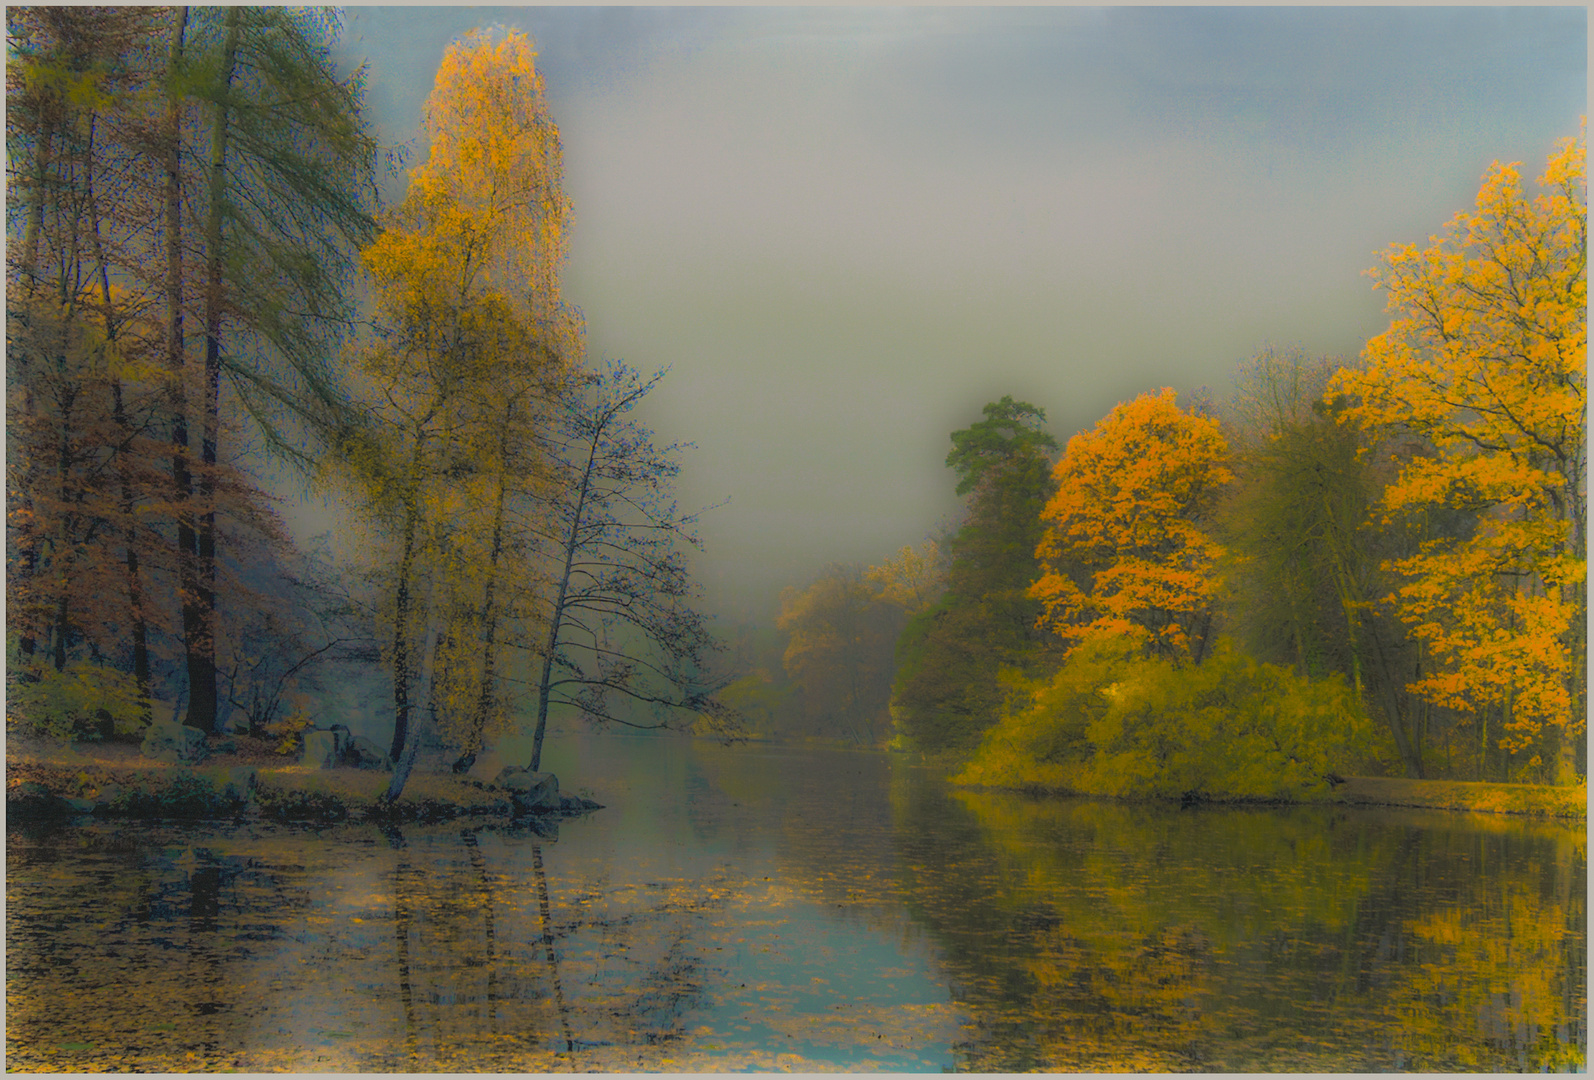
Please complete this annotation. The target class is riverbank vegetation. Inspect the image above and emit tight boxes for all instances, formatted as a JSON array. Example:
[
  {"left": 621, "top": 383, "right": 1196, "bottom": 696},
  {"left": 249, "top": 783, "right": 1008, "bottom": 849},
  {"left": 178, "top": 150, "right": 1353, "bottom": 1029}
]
[
  {"left": 6, "top": 12, "right": 733, "bottom": 795},
  {"left": 728, "top": 129, "right": 1586, "bottom": 804},
  {"left": 5, "top": 731, "right": 603, "bottom": 824}
]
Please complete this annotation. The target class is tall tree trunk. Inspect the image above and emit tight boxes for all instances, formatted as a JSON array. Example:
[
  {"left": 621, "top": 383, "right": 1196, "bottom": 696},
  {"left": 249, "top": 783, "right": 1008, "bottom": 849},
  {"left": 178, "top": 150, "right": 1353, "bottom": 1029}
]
[
  {"left": 163, "top": 7, "right": 213, "bottom": 733},
  {"left": 385, "top": 589, "right": 440, "bottom": 805},
  {"left": 52, "top": 384, "right": 78, "bottom": 672},
  {"left": 388, "top": 422, "right": 435, "bottom": 762},
  {"left": 193, "top": 7, "right": 242, "bottom": 734},
  {"left": 529, "top": 428, "right": 601, "bottom": 774},
  {"left": 18, "top": 103, "right": 53, "bottom": 294},
  {"left": 455, "top": 421, "right": 513, "bottom": 773},
  {"left": 87, "top": 125, "right": 153, "bottom": 718}
]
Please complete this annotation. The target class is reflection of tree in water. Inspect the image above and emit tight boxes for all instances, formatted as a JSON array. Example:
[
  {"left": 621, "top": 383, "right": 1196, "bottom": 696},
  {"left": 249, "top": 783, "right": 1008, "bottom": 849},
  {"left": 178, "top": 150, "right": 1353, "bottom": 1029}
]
[
  {"left": 364, "top": 824, "right": 735, "bottom": 1071},
  {"left": 7, "top": 818, "right": 745, "bottom": 1072},
  {"left": 5, "top": 822, "right": 317, "bottom": 1071},
  {"left": 687, "top": 745, "right": 925, "bottom": 936},
  {"left": 886, "top": 770, "right": 1586, "bottom": 1071}
]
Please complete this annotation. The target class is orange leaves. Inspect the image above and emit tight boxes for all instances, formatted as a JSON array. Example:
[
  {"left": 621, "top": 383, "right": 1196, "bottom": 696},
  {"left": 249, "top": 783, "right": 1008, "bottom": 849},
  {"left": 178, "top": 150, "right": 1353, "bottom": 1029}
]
[{"left": 1031, "top": 389, "right": 1231, "bottom": 659}]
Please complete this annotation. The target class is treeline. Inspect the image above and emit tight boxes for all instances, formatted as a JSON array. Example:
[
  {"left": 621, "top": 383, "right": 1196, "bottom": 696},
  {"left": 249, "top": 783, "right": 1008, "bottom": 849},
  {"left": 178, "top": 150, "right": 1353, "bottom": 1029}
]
[
  {"left": 7, "top": 11, "right": 730, "bottom": 778},
  {"left": 752, "top": 131, "right": 1585, "bottom": 793}
]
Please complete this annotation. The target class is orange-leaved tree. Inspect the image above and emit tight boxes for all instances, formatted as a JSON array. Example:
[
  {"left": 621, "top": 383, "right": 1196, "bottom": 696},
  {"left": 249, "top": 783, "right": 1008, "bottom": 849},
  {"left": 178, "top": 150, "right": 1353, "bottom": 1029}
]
[
  {"left": 1329, "top": 129, "right": 1586, "bottom": 783},
  {"left": 1031, "top": 388, "right": 1232, "bottom": 661}
]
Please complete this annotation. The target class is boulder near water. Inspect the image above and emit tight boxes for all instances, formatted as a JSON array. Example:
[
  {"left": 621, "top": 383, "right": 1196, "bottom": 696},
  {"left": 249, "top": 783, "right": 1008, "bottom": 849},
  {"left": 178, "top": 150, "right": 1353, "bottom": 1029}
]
[
  {"left": 494, "top": 767, "right": 561, "bottom": 812},
  {"left": 301, "top": 729, "right": 340, "bottom": 769}
]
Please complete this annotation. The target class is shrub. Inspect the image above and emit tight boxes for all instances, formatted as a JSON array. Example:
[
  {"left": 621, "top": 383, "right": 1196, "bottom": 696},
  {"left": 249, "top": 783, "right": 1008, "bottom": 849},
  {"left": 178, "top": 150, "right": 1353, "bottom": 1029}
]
[
  {"left": 958, "top": 635, "right": 1373, "bottom": 802},
  {"left": 103, "top": 769, "right": 248, "bottom": 818},
  {"left": 7, "top": 652, "right": 145, "bottom": 742}
]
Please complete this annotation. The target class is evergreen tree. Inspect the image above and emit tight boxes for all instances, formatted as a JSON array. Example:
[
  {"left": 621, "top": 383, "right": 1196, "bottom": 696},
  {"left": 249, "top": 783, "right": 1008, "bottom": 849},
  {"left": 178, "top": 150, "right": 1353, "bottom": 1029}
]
[{"left": 892, "top": 397, "right": 1060, "bottom": 754}]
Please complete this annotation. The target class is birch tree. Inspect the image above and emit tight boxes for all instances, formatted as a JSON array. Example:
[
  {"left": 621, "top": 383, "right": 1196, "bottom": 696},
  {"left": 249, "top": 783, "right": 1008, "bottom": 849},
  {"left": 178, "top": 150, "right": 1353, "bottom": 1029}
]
[
  {"left": 520, "top": 362, "right": 735, "bottom": 773},
  {"left": 343, "top": 28, "right": 574, "bottom": 769}
]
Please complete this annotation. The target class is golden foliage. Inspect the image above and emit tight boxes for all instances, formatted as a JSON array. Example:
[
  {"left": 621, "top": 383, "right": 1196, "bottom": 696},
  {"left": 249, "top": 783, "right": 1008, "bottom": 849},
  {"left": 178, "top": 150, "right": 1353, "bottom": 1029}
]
[
  {"left": 865, "top": 540, "right": 945, "bottom": 614},
  {"left": 1031, "top": 388, "right": 1233, "bottom": 659},
  {"left": 340, "top": 27, "right": 581, "bottom": 763},
  {"left": 1330, "top": 128, "right": 1587, "bottom": 766},
  {"left": 956, "top": 635, "right": 1372, "bottom": 800}
]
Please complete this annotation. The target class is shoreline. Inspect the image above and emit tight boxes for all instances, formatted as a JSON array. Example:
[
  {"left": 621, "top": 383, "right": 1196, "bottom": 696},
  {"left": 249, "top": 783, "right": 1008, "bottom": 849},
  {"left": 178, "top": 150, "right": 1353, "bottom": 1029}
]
[
  {"left": 952, "top": 774, "right": 1588, "bottom": 820},
  {"left": 8, "top": 732, "right": 1586, "bottom": 824},
  {"left": 5, "top": 735, "right": 602, "bottom": 826}
]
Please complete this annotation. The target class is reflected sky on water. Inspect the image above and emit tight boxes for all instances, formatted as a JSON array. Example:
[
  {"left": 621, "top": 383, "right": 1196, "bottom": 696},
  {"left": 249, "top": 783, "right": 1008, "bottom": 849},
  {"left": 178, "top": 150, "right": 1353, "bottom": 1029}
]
[{"left": 7, "top": 731, "right": 1586, "bottom": 1071}]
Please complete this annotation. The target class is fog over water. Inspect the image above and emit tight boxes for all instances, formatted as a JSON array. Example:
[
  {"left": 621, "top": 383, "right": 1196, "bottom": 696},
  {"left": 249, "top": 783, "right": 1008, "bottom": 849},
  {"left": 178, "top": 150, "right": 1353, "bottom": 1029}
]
[{"left": 302, "top": 6, "right": 1589, "bottom": 622}]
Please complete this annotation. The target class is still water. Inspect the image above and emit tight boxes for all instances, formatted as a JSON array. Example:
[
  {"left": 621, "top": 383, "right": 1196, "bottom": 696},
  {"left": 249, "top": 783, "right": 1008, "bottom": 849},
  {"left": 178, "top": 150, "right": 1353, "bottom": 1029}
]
[{"left": 7, "top": 732, "right": 1586, "bottom": 1072}]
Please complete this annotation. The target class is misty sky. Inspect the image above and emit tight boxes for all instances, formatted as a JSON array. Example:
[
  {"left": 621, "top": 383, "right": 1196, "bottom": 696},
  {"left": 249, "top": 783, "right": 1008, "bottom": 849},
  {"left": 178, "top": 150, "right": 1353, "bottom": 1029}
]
[{"left": 326, "top": 6, "right": 1586, "bottom": 622}]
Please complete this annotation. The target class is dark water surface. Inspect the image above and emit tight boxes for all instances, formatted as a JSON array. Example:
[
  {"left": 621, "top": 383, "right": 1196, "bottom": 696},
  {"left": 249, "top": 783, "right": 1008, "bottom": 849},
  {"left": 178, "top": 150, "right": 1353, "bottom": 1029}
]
[{"left": 7, "top": 733, "right": 1586, "bottom": 1071}]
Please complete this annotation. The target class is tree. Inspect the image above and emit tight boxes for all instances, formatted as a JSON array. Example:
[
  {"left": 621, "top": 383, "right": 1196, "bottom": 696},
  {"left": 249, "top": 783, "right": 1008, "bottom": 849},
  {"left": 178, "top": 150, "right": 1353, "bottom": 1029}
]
[
  {"left": 6, "top": 8, "right": 171, "bottom": 699},
  {"left": 1220, "top": 349, "right": 1431, "bottom": 776},
  {"left": 865, "top": 540, "right": 946, "bottom": 615},
  {"left": 1032, "top": 388, "right": 1231, "bottom": 661},
  {"left": 1329, "top": 130, "right": 1586, "bottom": 782},
  {"left": 891, "top": 397, "right": 1059, "bottom": 754},
  {"left": 343, "top": 28, "right": 574, "bottom": 771},
  {"left": 946, "top": 395, "right": 1059, "bottom": 495},
  {"left": 176, "top": 6, "right": 381, "bottom": 733},
  {"left": 520, "top": 362, "right": 736, "bottom": 772},
  {"left": 777, "top": 563, "right": 902, "bottom": 745},
  {"left": 957, "top": 635, "right": 1371, "bottom": 802}
]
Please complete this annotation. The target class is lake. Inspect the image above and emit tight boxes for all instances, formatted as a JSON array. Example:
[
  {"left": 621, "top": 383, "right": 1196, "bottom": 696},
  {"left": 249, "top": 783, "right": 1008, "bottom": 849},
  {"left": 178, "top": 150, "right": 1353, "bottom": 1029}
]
[{"left": 6, "top": 732, "right": 1586, "bottom": 1071}]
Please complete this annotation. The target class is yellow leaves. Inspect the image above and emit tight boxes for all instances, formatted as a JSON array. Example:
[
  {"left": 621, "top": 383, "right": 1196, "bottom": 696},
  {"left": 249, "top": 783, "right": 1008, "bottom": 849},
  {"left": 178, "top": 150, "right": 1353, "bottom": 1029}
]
[
  {"left": 1329, "top": 128, "right": 1587, "bottom": 760},
  {"left": 865, "top": 541, "right": 944, "bottom": 614},
  {"left": 408, "top": 28, "right": 572, "bottom": 331}
]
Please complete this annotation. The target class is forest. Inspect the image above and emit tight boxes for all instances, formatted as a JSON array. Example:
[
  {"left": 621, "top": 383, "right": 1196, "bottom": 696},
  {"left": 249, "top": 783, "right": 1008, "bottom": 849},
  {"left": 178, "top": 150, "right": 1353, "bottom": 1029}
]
[
  {"left": 7, "top": 9, "right": 1587, "bottom": 801},
  {"left": 738, "top": 132, "right": 1587, "bottom": 796},
  {"left": 6, "top": 11, "right": 732, "bottom": 797}
]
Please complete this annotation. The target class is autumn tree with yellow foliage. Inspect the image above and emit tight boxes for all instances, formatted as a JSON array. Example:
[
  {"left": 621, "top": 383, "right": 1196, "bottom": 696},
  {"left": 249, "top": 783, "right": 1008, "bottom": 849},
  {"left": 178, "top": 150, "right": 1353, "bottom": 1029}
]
[
  {"left": 1330, "top": 130, "right": 1587, "bottom": 783},
  {"left": 340, "top": 29, "right": 577, "bottom": 770},
  {"left": 1031, "top": 388, "right": 1232, "bottom": 661}
]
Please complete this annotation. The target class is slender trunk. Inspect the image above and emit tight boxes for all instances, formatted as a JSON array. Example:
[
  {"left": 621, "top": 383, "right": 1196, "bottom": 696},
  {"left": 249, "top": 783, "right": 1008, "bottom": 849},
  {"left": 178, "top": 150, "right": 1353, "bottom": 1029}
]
[
  {"left": 529, "top": 428, "right": 601, "bottom": 774},
  {"left": 192, "top": 8, "right": 242, "bottom": 734},
  {"left": 13, "top": 62, "right": 52, "bottom": 662},
  {"left": 457, "top": 426, "right": 512, "bottom": 770},
  {"left": 388, "top": 500, "right": 423, "bottom": 762},
  {"left": 111, "top": 388, "right": 152, "bottom": 711},
  {"left": 51, "top": 593, "right": 69, "bottom": 672},
  {"left": 52, "top": 385, "right": 77, "bottom": 672},
  {"left": 385, "top": 590, "right": 440, "bottom": 805},
  {"left": 1319, "top": 489, "right": 1365, "bottom": 701},
  {"left": 1362, "top": 611, "right": 1424, "bottom": 778},
  {"left": 388, "top": 422, "right": 435, "bottom": 761},
  {"left": 19, "top": 106, "right": 53, "bottom": 291},
  {"left": 164, "top": 7, "right": 212, "bottom": 733},
  {"left": 87, "top": 116, "right": 153, "bottom": 719},
  {"left": 454, "top": 481, "right": 505, "bottom": 771}
]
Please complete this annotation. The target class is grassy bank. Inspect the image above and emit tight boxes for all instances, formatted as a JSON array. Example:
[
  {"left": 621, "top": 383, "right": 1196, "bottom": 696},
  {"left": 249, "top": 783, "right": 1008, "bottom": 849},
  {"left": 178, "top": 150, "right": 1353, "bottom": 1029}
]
[
  {"left": 1329, "top": 776, "right": 1587, "bottom": 819},
  {"left": 5, "top": 734, "right": 599, "bottom": 825}
]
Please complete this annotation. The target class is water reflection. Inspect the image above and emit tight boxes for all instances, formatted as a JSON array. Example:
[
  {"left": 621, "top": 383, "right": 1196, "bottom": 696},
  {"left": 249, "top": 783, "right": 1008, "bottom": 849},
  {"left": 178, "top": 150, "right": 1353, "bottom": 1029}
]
[
  {"left": 5, "top": 734, "right": 1585, "bottom": 1072},
  {"left": 889, "top": 778, "right": 1586, "bottom": 1071}
]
